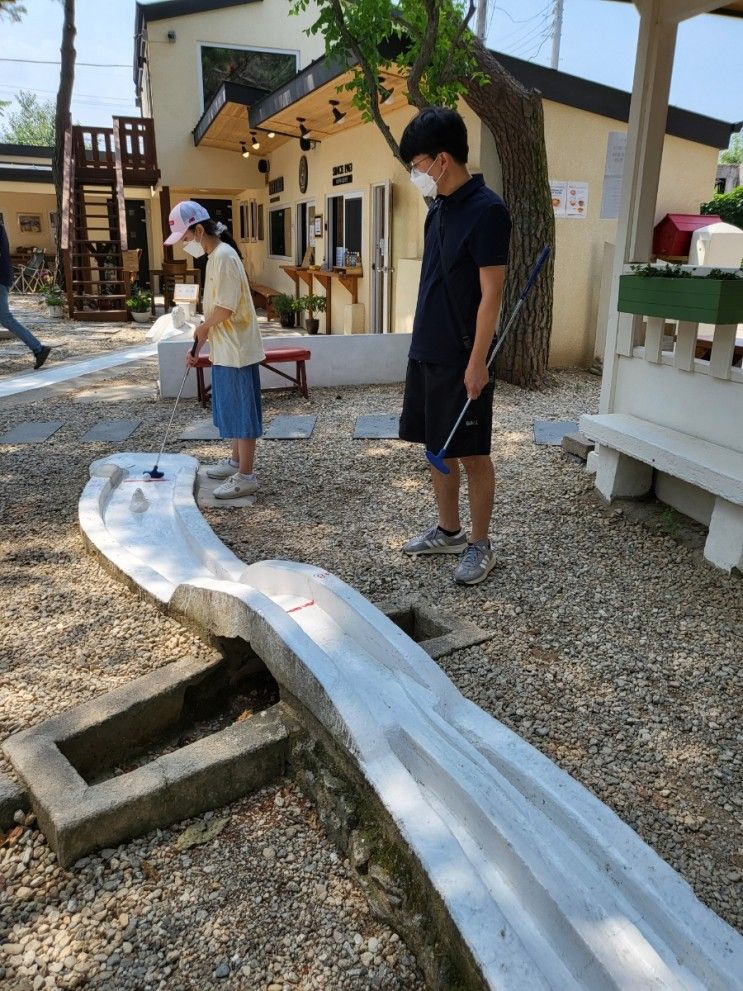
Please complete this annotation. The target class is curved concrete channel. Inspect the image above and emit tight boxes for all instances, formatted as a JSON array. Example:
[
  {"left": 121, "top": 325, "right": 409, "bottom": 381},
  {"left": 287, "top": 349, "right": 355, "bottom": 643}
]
[{"left": 7, "top": 452, "right": 743, "bottom": 990}]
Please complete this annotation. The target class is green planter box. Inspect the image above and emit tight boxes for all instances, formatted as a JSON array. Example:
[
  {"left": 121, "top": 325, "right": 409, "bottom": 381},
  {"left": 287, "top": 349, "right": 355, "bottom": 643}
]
[{"left": 618, "top": 275, "right": 743, "bottom": 324}]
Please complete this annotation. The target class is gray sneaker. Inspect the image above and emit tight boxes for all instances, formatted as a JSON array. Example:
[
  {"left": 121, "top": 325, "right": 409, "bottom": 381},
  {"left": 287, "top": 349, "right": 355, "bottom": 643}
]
[
  {"left": 206, "top": 457, "right": 239, "bottom": 480},
  {"left": 454, "top": 539, "right": 497, "bottom": 585},
  {"left": 403, "top": 525, "right": 467, "bottom": 556}
]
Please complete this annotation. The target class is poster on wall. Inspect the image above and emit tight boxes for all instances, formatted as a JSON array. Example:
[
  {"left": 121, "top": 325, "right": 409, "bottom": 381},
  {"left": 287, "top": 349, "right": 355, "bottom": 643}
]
[
  {"left": 550, "top": 180, "right": 567, "bottom": 218},
  {"left": 600, "top": 131, "right": 626, "bottom": 220},
  {"left": 565, "top": 181, "right": 588, "bottom": 218}
]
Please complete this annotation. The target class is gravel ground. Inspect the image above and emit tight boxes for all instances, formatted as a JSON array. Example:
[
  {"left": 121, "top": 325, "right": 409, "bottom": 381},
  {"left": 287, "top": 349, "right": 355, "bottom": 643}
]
[{"left": 0, "top": 339, "right": 741, "bottom": 989}]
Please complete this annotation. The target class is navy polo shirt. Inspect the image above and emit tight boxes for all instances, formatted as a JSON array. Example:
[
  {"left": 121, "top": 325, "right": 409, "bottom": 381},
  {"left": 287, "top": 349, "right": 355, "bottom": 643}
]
[{"left": 410, "top": 174, "right": 511, "bottom": 364}]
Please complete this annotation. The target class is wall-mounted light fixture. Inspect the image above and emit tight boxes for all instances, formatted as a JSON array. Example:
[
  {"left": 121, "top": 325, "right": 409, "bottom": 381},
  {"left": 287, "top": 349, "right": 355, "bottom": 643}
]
[
  {"left": 329, "top": 99, "right": 346, "bottom": 125},
  {"left": 167, "top": 29, "right": 176, "bottom": 43},
  {"left": 240, "top": 141, "right": 250, "bottom": 158},
  {"left": 250, "top": 132, "right": 260, "bottom": 150}
]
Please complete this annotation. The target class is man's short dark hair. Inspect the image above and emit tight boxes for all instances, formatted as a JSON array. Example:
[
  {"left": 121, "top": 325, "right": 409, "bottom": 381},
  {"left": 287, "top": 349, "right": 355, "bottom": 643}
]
[{"left": 400, "top": 107, "right": 469, "bottom": 166}]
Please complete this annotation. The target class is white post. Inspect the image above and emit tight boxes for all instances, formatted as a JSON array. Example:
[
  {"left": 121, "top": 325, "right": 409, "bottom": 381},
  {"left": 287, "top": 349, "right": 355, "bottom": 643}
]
[
  {"left": 599, "top": 1, "right": 679, "bottom": 413},
  {"left": 476, "top": 0, "right": 488, "bottom": 42},
  {"left": 551, "top": 0, "right": 564, "bottom": 70}
]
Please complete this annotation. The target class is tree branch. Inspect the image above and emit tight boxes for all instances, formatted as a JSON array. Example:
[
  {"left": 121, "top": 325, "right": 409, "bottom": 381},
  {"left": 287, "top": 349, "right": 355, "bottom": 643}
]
[
  {"left": 439, "top": 0, "right": 476, "bottom": 86},
  {"left": 327, "top": 0, "right": 406, "bottom": 167},
  {"left": 406, "top": 0, "right": 439, "bottom": 107}
]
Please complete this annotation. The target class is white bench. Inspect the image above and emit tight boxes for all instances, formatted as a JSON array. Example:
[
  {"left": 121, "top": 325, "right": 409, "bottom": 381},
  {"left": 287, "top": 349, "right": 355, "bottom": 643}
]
[{"left": 580, "top": 412, "right": 743, "bottom": 573}]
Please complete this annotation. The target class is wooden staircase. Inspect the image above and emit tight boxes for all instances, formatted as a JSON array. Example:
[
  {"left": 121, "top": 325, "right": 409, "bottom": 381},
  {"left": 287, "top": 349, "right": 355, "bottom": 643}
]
[{"left": 62, "top": 118, "right": 159, "bottom": 321}]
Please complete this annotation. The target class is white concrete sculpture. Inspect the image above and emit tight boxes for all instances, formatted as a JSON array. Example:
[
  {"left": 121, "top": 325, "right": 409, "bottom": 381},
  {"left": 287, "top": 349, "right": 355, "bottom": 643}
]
[{"left": 78, "top": 453, "right": 742, "bottom": 990}]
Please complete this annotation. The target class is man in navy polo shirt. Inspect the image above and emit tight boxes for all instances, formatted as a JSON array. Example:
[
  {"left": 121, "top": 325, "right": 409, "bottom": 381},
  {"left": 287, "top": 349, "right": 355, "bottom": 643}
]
[{"left": 399, "top": 107, "right": 511, "bottom": 585}]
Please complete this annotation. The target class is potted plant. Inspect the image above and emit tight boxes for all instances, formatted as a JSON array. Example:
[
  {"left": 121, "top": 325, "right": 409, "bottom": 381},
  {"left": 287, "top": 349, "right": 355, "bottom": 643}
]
[
  {"left": 126, "top": 287, "right": 153, "bottom": 323},
  {"left": 274, "top": 293, "right": 298, "bottom": 329},
  {"left": 618, "top": 263, "right": 743, "bottom": 324},
  {"left": 298, "top": 293, "right": 327, "bottom": 334},
  {"left": 38, "top": 275, "right": 65, "bottom": 318}
]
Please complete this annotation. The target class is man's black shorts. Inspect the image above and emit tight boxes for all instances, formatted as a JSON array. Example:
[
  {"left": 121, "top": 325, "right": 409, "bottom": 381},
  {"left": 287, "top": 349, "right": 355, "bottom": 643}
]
[{"left": 399, "top": 358, "right": 495, "bottom": 457}]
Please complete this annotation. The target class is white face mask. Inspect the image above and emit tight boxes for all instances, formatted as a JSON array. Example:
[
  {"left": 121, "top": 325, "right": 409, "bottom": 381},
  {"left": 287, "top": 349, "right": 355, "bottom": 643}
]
[
  {"left": 183, "top": 238, "right": 205, "bottom": 258},
  {"left": 410, "top": 158, "right": 439, "bottom": 198}
]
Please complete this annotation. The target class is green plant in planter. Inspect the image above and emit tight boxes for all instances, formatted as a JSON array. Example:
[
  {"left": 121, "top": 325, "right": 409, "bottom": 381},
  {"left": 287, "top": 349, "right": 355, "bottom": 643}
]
[
  {"left": 619, "top": 264, "right": 743, "bottom": 324},
  {"left": 126, "top": 287, "right": 153, "bottom": 313},
  {"left": 37, "top": 274, "right": 64, "bottom": 308},
  {"left": 297, "top": 293, "right": 327, "bottom": 314},
  {"left": 273, "top": 293, "right": 298, "bottom": 327}
]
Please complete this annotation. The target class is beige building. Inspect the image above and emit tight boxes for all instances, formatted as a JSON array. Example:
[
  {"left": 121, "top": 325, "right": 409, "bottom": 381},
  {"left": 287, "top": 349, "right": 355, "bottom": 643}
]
[{"left": 1, "top": 0, "right": 734, "bottom": 356}]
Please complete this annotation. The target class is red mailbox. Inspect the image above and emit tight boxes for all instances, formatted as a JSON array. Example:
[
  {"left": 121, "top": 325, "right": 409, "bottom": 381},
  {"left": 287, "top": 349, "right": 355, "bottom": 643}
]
[{"left": 653, "top": 213, "right": 721, "bottom": 258}]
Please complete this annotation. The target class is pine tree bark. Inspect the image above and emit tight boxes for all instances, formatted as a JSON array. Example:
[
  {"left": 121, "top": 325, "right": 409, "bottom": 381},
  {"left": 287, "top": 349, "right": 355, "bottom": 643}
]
[
  {"left": 52, "top": 0, "right": 76, "bottom": 283},
  {"left": 464, "top": 40, "right": 555, "bottom": 388}
]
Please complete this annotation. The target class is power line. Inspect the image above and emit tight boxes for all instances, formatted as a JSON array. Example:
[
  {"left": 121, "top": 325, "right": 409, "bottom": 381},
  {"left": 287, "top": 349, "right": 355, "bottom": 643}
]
[
  {"left": 0, "top": 84, "right": 134, "bottom": 104},
  {"left": 0, "top": 58, "right": 130, "bottom": 68}
]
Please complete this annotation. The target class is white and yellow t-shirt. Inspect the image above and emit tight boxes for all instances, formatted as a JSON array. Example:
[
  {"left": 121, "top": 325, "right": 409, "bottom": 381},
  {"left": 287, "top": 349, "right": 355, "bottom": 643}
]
[{"left": 203, "top": 242, "right": 265, "bottom": 367}]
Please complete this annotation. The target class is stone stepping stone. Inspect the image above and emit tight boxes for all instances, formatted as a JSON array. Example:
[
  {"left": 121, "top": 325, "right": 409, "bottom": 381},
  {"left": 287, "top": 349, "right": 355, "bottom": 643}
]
[
  {"left": 82, "top": 419, "right": 140, "bottom": 443},
  {"left": 180, "top": 418, "right": 221, "bottom": 441},
  {"left": 263, "top": 415, "right": 316, "bottom": 440},
  {"left": 533, "top": 419, "right": 579, "bottom": 446},
  {"left": 353, "top": 414, "right": 400, "bottom": 439},
  {"left": 0, "top": 420, "right": 64, "bottom": 444},
  {"left": 195, "top": 467, "right": 257, "bottom": 509},
  {"left": 74, "top": 382, "right": 155, "bottom": 404}
]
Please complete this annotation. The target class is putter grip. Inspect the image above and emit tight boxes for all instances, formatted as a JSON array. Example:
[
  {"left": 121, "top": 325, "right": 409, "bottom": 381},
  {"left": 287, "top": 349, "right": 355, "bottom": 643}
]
[{"left": 519, "top": 246, "right": 551, "bottom": 300}]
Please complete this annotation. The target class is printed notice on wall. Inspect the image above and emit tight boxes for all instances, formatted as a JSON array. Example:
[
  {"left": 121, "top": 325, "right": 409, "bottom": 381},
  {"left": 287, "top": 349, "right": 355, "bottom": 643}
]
[
  {"left": 600, "top": 131, "right": 626, "bottom": 219},
  {"left": 550, "top": 180, "right": 567, "bottom": 217},
  {"left": 565, "top": 181, "right": 588, "bottom": 218}
]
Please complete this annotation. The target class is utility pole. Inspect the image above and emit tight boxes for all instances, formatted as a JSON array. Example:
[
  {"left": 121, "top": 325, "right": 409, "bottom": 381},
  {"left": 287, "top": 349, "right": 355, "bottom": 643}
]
[
  {"left": 551, "top": 0, "right": 564, "bottom": 70},
  {"left": 476, "top": 0, "right": 487, "bottom": 42}
]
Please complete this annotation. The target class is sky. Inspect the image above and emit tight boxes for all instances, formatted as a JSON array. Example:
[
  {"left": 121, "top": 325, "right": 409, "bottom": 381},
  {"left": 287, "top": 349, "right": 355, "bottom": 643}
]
[{"left": 0, "top": 0, "right": 741, "bottom": 145}]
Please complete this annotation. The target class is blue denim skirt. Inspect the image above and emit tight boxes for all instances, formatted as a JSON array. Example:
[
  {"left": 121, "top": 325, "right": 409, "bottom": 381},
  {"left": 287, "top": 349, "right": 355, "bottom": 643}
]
[{"left": 211, "top": 363, "right": 263, "bottom": 440}]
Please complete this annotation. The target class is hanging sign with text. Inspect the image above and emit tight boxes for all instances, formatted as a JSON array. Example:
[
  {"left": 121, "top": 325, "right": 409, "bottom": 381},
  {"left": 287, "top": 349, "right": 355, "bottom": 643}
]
[
  {"left": 332, "top": 163, "right": 353, "bottom": 186},
  {"left": 268, "top": 176, "right": 284, "bottom": 196}
]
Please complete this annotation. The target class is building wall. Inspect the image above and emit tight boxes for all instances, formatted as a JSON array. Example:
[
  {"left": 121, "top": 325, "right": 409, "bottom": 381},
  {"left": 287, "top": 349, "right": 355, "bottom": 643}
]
[
  {"left": 540, "top": 102, "right": 718, "bottom": 368},
  {"left": 141, "top": 2, "right": 324, "bottom": 191},
  {"left": 0, "top": 185, "right": 56, "bottom": 255}
]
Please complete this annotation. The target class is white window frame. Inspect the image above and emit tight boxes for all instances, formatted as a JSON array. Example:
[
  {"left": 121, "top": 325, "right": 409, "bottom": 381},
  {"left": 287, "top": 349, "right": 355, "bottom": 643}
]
[
  {"left": 239, "top": 199, "right": 260, "bottom": 243},
  {"left": 325, "top": 189, "right": 363, "bottom": 269},
  {"left": 267, "top": 204, "right": 293, "bottom": 261}
]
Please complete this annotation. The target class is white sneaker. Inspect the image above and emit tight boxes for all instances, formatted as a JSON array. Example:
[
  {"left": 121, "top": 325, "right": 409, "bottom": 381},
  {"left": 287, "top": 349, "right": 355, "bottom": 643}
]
[
  {"left": 213, "top": 472, "right": 258, "bottom": 500},
  {"left": 206, "top": 457, "right": 239, "bottom": 480}
]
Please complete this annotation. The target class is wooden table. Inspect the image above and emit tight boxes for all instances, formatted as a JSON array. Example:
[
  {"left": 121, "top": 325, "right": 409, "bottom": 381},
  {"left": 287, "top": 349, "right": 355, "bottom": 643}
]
[
  {"left": 149, "top": 268, "right": 200, "bottom": 314},
  {"left": 280, "top": 265, "right": 361, "bottom": 334}
]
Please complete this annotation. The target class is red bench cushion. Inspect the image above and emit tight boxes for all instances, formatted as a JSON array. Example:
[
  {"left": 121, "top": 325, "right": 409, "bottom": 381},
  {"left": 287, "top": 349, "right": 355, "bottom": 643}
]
[{"left": 263, "top": 348, "right": 311, "bottom": 362}]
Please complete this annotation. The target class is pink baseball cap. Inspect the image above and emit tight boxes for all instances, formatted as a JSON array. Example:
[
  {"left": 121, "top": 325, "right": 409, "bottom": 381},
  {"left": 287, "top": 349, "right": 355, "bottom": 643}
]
[{"left": 164, "top": 200, "right": 210, "bottom": 245}]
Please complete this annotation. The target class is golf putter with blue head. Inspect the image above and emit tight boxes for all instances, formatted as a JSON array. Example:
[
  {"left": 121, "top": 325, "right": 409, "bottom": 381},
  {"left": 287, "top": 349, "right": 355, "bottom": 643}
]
[
  {"left": 425, "top": 245, "right": 551, "bottom": 475},
  {"left": 144, "top": 340, "right": 198, "bottom": 479}
]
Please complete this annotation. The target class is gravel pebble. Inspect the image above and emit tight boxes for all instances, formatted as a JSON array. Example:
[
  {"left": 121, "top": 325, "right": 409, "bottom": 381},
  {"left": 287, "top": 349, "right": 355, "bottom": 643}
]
[{"left": 1, "top": 315, "right": 740, "bottom": 991}]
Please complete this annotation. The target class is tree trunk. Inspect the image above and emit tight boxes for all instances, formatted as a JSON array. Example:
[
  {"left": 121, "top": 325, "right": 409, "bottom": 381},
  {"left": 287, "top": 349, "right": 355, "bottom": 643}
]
[
  {"left": 464, "top": 40, "right": 555, "bottom": 388},
  {"left": 52, "top": 0, "right": 76, "bottom": 284}
]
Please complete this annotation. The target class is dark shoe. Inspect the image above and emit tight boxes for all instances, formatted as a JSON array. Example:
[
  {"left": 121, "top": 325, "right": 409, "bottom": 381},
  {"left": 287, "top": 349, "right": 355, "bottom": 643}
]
[{"left": 33, "top": 346, "right": 51, "bottom": 370}]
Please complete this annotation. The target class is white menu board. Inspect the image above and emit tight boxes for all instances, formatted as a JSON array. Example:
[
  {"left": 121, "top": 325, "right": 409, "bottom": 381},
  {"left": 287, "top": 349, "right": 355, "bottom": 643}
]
[
  {"left": 550, "top": 180, "right": 567, "bottom": 218},
  {"left": 565, "top": 181, "right": 588, "bottom": 219}
]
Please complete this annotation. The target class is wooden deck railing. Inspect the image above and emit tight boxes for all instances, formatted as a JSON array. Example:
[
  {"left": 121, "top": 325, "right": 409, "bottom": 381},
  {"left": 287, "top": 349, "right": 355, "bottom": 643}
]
[{"left": 71, "top": 118, "right": 159, "bottom": 185}]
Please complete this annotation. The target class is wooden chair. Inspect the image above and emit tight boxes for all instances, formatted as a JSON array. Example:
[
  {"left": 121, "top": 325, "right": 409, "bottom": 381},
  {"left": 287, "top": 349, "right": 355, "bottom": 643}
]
[{"left": 162, "top": 259, "right": 187, "bottom": 310}]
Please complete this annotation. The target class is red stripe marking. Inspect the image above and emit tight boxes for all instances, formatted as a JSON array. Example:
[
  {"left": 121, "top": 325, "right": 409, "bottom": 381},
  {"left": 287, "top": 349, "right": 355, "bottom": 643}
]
[{"left": 287, "top": 599, "right": 315, "bottom": 613}]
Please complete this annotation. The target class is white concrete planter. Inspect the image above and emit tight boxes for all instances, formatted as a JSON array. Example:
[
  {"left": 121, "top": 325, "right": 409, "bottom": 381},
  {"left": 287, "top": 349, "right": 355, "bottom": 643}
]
[
  {"left": 47, "top": 305, "right": 64, "bottom": 318},
  {"left": 130, "top": 310, "right": 151, "bottom": 324}
]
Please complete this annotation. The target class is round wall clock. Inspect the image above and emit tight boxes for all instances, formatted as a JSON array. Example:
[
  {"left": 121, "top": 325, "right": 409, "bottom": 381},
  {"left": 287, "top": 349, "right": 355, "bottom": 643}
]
[{"left": 298, "top": 154, "right": 308, "bottom": 194}]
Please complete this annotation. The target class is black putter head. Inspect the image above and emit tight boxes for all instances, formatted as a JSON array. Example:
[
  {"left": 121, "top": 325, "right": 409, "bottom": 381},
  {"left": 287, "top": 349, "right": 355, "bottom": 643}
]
[
  {"left": 425, "top": 448, "right": 450, "bottom": 475},
  {"left": 143, "top": 465, "right": 164, "bottom": 479}
]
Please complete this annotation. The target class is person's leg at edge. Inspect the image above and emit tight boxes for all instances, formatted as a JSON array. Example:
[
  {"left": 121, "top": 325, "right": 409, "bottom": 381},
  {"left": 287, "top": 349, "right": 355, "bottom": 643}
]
[
  {"left": 460, "top": 454, "right": 495, "bottom": 543},
  {"left": 234, "top": 438, "right": 256, "bottom": 476},
  {"left": 430, "top": 458, "right": 462, "bottom": 532},
  {"left": 0, "top": 284, "right": 43, "bottom": 353}
]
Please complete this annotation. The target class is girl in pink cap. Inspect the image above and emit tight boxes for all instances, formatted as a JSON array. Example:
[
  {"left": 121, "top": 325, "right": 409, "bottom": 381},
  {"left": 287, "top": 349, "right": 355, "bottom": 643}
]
[{"left": 165, "top": 200, "right": 265, "bottom": 499}]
